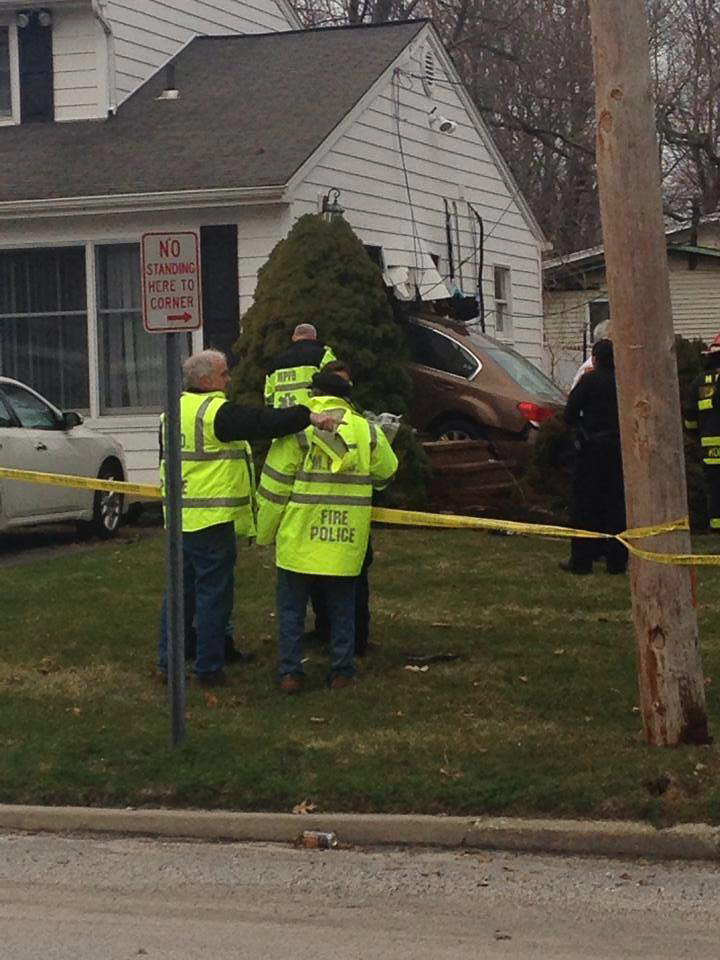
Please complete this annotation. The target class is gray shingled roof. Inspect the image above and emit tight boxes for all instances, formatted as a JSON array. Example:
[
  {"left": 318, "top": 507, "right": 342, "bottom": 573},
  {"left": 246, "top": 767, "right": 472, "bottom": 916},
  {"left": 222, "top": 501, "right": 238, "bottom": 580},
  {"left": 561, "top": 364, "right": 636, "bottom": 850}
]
[{"left": 0, "top": 21, "right": 426, "bottom": 203}]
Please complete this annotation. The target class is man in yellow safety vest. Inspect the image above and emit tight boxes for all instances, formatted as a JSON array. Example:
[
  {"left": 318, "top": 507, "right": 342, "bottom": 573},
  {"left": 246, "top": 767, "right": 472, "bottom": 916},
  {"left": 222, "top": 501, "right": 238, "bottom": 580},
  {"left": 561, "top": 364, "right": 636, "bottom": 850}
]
[
  {"left": 256, "top": 361, "right": 398, "bottom": 692},
  {"left": 264, "top": 323, "right": 335, "bottom": 408},
  {"left": 158, "top": 349, "right": 338, "bottom": 687}
]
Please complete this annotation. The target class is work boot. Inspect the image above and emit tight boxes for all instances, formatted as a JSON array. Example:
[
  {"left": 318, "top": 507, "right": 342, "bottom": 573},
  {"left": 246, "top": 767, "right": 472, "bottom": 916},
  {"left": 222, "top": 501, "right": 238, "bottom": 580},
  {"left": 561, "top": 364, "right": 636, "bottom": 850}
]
[
  {"left": 280, "top": 674, "right": 303, "bottom": 694},
  {"left": 329, "top": 675, "right": 356, "bottom": 690}
]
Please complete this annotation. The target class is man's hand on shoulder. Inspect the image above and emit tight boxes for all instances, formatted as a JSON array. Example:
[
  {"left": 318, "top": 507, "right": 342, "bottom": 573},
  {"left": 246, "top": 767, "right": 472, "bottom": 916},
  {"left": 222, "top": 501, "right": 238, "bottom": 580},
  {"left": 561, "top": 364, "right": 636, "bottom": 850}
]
[{"left": 310, "top": 412, "right": 340, "bottom": 433}]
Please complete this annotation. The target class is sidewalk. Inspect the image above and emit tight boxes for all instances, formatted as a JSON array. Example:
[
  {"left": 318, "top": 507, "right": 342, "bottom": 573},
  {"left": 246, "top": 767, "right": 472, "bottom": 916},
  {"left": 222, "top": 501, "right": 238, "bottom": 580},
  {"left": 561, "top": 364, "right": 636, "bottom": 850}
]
[{"left": 1, "top": 804, "right": 718, "bottom": 861}]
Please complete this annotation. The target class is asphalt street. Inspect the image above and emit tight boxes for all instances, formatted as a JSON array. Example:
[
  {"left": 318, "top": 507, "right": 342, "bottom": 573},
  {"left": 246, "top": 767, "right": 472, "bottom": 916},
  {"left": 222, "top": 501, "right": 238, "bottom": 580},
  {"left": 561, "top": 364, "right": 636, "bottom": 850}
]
[{"left": 0, "top": 832, "right": 718, "bottom": 959}]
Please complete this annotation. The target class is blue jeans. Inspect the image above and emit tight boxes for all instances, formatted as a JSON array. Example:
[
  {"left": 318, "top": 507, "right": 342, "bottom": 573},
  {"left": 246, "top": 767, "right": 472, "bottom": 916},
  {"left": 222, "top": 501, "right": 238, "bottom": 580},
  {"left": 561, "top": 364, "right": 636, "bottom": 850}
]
[
  {"left": 158, "top": 522, "right": 236, "bottom": 678},
  {"left": 276, "top": 568, "right": 356, "bottom": 681}
]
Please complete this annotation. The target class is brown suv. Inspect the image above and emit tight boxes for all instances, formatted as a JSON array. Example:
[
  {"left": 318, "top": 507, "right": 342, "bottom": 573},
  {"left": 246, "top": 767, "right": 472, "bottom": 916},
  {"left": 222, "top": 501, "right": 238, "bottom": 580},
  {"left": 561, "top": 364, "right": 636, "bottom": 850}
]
[{"left": 403, "top": 316, "right": 565, "bottom": 463}]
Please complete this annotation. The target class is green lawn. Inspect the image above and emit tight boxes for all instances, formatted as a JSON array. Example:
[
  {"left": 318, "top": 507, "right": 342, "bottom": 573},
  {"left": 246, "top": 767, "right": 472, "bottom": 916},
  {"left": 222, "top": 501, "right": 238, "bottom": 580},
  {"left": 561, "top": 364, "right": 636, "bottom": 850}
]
[{"left": 2, "top": 525, "right": 720, "bottom": 824}]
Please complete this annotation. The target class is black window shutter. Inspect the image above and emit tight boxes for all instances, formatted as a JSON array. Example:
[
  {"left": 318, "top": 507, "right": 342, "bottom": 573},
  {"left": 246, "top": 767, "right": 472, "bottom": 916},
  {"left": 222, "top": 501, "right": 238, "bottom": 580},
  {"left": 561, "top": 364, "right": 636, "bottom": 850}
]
[{"left": 18, "top": 12, "right": 54, "bottom": 123}]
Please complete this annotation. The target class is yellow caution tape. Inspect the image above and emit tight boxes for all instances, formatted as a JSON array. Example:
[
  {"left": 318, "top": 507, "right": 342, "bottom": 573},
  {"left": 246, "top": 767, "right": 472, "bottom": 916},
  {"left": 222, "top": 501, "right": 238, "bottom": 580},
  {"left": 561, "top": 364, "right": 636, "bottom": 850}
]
[
  {"left": 1, "top": 466, "right": 719, "bottom": 566},
  {"left": 370, "top": 508, "right": 719, "bottom": 566},
  {"left": 0, "top": 466, "right": 162, "bottom": 501}
]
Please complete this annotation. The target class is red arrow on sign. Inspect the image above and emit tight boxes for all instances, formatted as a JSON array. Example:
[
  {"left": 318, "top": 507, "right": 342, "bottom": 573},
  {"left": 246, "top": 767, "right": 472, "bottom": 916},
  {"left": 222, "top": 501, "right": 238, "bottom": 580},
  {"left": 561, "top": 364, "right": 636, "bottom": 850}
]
[{"left": 167, "top": 312, "right": 192, "bottom": 323}]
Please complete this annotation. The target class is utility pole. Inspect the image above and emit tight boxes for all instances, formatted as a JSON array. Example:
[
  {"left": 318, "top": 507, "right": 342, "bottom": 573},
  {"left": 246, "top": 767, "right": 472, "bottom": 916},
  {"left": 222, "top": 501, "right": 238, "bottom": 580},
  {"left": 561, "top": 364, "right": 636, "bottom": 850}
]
[{"left": 587, "top": 0, "right": 710, "bottom": 745}]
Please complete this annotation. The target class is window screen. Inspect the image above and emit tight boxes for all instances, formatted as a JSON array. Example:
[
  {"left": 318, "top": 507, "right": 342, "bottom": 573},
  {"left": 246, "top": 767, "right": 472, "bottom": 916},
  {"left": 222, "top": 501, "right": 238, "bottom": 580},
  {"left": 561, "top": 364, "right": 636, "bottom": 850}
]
[
  {"left": 97, "top": 244, "right": 189, "bottom": 412},
  {"left": 493, "top": 266, "right": 512, "bottom": 338},
  {"left": 0, "top": 27, "right": 11, "bottom": 118},
  {"left": 0, "top": 247, "right": 89, "bottom": 409}
]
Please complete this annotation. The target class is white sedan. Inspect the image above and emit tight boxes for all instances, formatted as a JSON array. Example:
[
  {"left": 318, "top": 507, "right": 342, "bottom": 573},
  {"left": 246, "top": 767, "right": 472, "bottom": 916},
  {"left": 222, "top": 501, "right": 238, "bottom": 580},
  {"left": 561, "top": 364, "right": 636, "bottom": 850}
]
[{"left": 0, "top": 377, "right": 127, "bottom": 538}]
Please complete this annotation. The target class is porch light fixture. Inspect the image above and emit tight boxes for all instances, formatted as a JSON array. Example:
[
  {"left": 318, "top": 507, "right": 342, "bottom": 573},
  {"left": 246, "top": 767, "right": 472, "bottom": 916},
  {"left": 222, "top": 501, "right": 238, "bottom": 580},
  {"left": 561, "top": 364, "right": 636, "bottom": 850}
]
[
  {"left": 38, "top": 10, "right": 53, "bottom": 27},
  {"left": 16, "top": 12, "right": 30, "bottom": 28},
  {"left": 428, "top": 106, "right": 456, "bottom": 135},
  {"left": 321, "top": 187, "right": 344, "bottom": 220}
]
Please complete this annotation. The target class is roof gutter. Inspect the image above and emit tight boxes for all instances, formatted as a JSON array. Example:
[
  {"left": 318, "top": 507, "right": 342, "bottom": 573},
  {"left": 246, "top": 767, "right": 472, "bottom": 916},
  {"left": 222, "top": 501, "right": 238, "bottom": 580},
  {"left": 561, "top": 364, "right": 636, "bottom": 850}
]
[
  {"left": 91, "top": 0, "right": 118, "bottom": 116},
  {"left": 0, "top": 184, "right": 288, "bottom": 220}
]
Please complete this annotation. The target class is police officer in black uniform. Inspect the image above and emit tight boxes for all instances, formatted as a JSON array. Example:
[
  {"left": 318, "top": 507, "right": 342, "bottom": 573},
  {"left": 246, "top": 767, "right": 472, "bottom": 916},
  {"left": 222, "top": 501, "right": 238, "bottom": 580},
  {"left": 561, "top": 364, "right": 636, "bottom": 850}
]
[{"left": 561, "top": 339, "right": 627, "bottom": 575}]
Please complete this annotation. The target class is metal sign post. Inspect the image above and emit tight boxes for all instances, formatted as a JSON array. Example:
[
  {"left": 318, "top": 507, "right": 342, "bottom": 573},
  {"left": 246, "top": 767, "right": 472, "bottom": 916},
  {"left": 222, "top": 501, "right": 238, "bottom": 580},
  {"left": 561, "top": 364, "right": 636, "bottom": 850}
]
[
  {"left": 141, "top": 231, "right": 203, "bottom": 746},
  {"left": 164, "top": 333, "right": 186, "bottom": 745}
]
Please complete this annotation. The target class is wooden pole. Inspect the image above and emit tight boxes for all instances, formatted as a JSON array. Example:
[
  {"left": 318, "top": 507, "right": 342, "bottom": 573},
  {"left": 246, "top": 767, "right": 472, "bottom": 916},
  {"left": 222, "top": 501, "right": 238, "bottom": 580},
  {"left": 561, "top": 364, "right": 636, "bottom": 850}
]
[{"left": 587, "top": 0, "right": 710, "bottom": 745}]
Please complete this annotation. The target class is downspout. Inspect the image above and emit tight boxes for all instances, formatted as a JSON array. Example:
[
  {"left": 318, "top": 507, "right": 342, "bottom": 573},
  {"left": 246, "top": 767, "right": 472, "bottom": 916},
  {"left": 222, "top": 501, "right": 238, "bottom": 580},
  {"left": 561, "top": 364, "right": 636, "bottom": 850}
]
[
  {"left": 92, "top": 0, "right": 117, "bottom": 116},
  {"left": 469, "top": 203, "right": 486, "bottom": 334}
]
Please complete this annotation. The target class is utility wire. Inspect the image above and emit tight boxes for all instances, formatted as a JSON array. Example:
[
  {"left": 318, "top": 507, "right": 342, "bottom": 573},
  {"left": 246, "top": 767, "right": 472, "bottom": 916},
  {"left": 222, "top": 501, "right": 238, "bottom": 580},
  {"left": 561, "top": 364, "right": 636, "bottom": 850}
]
[{"left": 392, "top": 70, "right": 424, "bottom": 280}]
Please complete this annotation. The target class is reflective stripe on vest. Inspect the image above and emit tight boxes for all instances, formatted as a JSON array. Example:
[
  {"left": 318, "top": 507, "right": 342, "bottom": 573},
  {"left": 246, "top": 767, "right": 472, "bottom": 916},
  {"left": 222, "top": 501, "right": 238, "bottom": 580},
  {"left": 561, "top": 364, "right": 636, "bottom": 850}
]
[
  {"left": 165, "top": 392, "right": 255, "bottom": 534},
  {"left": 268, "top": 364, "right": 319, "bottom": 408}
]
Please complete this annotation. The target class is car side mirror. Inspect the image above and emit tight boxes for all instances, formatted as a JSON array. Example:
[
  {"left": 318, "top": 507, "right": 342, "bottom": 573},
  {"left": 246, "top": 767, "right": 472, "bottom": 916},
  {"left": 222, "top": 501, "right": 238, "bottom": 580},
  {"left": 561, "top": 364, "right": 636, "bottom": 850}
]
[{"left": 62, "top": 411, "right": 83, "bottom": 430}]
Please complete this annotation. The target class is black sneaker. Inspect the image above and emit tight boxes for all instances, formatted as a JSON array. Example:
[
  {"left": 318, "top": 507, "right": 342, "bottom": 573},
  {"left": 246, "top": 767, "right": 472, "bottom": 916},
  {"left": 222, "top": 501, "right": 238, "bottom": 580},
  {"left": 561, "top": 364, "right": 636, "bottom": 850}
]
[
  {"left": 558, "top": 561, "right": 592, "bottom": 575},
  {"left": 192, "top": 669, "right": 229, "bottom": 688}
]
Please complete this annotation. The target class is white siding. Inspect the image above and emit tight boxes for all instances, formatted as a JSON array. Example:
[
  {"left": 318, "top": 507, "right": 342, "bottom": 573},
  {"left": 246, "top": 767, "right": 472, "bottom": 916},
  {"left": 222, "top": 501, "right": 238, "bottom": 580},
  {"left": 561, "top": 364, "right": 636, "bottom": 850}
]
[
  {"left": 236, "top": 206, "right": 288, "bottom": 316},
  {"left": 105, "top": 0, "right": 295, "bottom": 102},
  {"left": 543, "top": 255, "right": 720, "bottom": 388},
  {"left": 52, "top": 6, "right": 104, "bottom": 121},
  {"left": 668, "top": 258, "right": 720, "bottom": 342},
  {"left": 542, "top": 289, "right": 596, "bottom": 389},
  {"left": 288, "top": 40, "right": 545, "bottom": 366},
  {"left": 0, "top": 203, "right": 290, "bottom": 484}
]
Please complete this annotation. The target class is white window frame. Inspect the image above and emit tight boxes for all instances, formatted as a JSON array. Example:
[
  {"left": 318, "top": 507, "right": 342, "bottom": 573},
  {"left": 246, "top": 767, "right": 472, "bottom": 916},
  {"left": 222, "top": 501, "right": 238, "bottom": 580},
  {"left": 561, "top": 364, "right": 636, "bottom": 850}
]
[
  {"left": 493, "top": 265, "right": 513, "bottom": 342},
  {"left": 0, "top": 19, "right": 20, "bottom": 126}
]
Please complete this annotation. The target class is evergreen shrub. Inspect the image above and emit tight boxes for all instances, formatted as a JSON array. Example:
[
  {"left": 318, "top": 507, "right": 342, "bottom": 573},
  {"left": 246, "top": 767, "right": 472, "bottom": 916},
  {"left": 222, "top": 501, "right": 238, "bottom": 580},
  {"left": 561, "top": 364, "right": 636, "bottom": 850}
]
[{"left": 231, "top": 213, "right": 429, "bottom": 507}]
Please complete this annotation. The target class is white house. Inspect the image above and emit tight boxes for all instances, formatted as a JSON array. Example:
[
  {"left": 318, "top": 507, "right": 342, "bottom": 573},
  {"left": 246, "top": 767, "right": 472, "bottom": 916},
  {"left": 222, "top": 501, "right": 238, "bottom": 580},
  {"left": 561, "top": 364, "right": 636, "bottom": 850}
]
[
  {"left": 0, "top": 0, "right": 546, "bottom": 484},
  {"left": 544, "top": 216, "right": 720, "bottom": 389}
]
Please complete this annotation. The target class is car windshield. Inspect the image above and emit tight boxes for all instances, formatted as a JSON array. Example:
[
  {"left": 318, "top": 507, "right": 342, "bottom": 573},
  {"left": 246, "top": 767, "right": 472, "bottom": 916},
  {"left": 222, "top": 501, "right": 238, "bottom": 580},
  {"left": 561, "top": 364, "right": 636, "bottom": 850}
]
[{"left": 483, "top": 345, "right": 565, "bottom": 401}]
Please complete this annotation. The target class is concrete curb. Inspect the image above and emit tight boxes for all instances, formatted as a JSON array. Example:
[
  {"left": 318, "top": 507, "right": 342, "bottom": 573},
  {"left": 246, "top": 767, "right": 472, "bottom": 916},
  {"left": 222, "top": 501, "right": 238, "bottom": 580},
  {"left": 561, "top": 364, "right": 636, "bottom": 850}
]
[{"left": 1, "top": 804, "right": 719, "bottom": 861}]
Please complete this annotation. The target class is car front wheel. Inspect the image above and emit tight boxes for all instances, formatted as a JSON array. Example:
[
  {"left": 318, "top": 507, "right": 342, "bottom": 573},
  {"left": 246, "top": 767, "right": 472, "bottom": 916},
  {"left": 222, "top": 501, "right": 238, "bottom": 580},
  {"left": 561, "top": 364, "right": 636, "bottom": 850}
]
[{"left": 91, "top": 461, "right": 124, "bottom": 539}]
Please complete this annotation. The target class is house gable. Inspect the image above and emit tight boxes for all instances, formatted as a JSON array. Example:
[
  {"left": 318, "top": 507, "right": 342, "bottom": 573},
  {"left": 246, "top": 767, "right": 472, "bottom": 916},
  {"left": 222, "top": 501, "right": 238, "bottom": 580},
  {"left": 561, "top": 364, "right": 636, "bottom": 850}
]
[{"left": 287, "top": 22, "right": 546, "bottom": 363}]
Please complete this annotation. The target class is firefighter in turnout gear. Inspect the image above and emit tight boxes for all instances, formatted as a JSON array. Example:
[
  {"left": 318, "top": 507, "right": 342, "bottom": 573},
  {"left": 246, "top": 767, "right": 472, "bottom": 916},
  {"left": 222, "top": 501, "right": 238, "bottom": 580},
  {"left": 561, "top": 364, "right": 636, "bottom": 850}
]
[
  {"left": 264, "top": 323, "right": 336, "bottom": 408},
  {"left": 684, "top": 332, "right": 720, "bottom": 530},
  {"left": 158, "top": 349, "right": 339, "bottom": 687},
  {"left": 256, "top": 362, "right": 398, "bottom": 692}
]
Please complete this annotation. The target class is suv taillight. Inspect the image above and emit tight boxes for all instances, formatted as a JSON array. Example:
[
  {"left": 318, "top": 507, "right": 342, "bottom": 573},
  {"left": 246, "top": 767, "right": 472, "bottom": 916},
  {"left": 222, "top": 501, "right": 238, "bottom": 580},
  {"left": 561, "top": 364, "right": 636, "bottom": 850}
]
[{"left": 518, "top": 402, "right": 556, "bottom": 424}]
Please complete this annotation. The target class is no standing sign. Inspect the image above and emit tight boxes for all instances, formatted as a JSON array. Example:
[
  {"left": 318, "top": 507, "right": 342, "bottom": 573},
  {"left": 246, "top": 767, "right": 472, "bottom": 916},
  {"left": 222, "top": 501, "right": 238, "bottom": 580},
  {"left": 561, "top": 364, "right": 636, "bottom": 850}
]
[{"left": 141, "top": 231, "right": 203, "bottom": 333}]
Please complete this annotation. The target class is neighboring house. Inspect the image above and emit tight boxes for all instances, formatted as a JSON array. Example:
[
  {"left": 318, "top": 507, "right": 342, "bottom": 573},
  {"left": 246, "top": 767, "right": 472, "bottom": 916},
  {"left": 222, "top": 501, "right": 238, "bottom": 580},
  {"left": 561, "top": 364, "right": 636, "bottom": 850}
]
[
  {"left": 544, "top": 217, "right": 720, "bottom": 389},
  {"left": 0, "top": 2, "right": 546, "bottom": 484}
]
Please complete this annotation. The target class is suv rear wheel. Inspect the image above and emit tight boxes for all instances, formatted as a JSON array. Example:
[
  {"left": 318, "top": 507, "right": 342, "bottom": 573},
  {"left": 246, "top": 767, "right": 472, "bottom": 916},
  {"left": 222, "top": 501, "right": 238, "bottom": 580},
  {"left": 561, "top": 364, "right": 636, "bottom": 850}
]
[{"left": 433, "top": 418, "right": 486, "bottom": 442}]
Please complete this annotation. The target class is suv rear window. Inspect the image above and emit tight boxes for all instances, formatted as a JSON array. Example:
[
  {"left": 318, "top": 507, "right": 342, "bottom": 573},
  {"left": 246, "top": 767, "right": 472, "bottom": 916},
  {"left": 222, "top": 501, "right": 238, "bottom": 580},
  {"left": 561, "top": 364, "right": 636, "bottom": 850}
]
[
  {"left": 406, "top": 324, "right": 478, "bottom": 379},
  {"left": 485, "top": 346, "right": 565, "bottom": 401}
]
